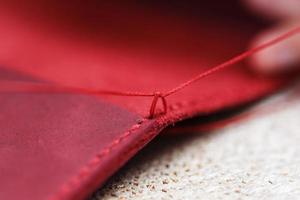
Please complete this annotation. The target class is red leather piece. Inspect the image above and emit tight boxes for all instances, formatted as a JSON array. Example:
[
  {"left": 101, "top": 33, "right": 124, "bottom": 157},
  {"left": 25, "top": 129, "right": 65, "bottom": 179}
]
[
  {"left": 0, "top": 68, "right": 159, "bottom": 200},
  {"left": 0, "top": 1, "right": 288, "bottom": 117},
  {"left": 0, "top": 1, "right": 296, "bottom": 200}
]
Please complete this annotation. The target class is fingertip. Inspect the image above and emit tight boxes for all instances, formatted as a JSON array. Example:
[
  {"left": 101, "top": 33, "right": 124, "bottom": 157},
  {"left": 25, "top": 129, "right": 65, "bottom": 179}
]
[
  {"left": 249, "top": 32, "right": 279, "bottom": 74},
  {"left": 249, "top": 29, "right": 299, "bottom": 74},
  {"left": 243, "top": 0, "right": 300, "bottom": 19}
]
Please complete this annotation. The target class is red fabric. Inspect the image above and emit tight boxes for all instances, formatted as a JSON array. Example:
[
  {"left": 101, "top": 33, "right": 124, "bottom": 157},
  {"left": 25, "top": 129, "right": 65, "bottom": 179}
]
[{"left": 0, "top": 1, "right": 297, "bottom": 200}]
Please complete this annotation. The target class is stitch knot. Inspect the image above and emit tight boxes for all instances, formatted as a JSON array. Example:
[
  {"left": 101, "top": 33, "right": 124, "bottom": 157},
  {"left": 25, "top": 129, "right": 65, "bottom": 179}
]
[{"left": 149, "top": 92, "right": 167, "bottom": 119}]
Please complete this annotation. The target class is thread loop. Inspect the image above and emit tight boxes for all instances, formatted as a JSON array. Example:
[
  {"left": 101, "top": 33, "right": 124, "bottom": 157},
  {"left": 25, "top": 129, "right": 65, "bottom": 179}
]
[{"left": 149, "top": 92, "right": 167, "bottom": 119}]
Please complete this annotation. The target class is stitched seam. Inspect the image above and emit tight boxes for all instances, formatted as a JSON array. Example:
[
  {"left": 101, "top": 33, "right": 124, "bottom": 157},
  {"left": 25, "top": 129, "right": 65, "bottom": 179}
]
[
  {"left": 50, "top": 99, "right": 219, "bottom": 200},
  {"left": 50, "top": 96, "right": 261, "bottom": 200},
  {"left": 50, "top": 118, "right": 148, "bottom": 200}
]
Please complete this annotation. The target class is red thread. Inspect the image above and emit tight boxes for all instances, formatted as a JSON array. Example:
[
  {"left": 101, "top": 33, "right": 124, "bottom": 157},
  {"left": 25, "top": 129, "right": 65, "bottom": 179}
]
[
  {"left": 1, "top": 26, "right": 300, "bottom": 118},
  {"left": 164, "top": 26, "right": 300, "bottom": 97}
]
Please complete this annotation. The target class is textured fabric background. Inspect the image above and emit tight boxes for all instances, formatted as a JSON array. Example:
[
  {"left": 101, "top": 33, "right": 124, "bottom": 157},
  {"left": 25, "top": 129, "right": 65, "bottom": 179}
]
[{"left": 91, "top": 84, "right": 300, "bottom": 200}]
